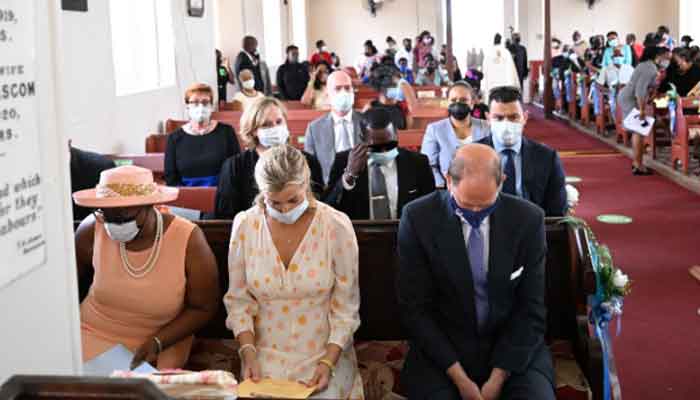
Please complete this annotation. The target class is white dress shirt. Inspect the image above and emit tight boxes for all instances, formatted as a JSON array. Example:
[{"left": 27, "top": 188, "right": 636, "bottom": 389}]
[
  {"left": 342, "top": 158, "right": 399, "bottom": 220},
  {"left": 331, "top": 111, "right": 355, "bottom": 152},
  {"left": 456, "top": 213, "right": 491, "bottom": 272}
]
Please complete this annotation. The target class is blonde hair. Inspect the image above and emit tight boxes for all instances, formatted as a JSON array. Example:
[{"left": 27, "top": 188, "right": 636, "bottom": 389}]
[
  {"left": 184, "top": 82, "right": 214, "bottom": 103},
  {"left": 239, "top": 97, "right": 288, "bottom": 150},
  {"left": 253, "top": 145, "right": 316, "bottom": 209}
]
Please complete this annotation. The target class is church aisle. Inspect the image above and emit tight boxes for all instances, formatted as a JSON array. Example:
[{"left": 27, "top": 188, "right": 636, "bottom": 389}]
[{"left": 525, "top": 107, "right": 700, "bottom": 399}]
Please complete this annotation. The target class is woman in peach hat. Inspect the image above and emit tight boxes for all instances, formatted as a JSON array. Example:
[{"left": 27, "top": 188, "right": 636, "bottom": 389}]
[{"left": 73, "top": 165, "right": 219, "bottom": 370}]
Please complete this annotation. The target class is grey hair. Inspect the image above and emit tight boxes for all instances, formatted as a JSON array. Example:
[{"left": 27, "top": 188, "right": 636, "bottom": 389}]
[
  {"left": 253, "top": 145, "right": 316, "bottom": 208},
  {"left": 448, "top": 153, "right": 503, "bottom": 186}
]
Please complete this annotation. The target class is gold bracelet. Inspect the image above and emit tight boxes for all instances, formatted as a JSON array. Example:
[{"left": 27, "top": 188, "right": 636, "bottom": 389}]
[{"left": 318, "top": 358, "right": 336, "bottom": 377}]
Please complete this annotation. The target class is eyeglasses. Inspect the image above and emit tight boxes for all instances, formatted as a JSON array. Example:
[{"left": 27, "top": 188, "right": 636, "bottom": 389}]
[
  {"left": 93, "top": 208, "right": 142, "bottom": 224},
  {"left": 188, "top": 101, "right": 212, "bottom": 107}
]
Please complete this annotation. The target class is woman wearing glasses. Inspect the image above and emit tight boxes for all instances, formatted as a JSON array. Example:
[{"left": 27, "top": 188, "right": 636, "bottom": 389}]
[
  {"left": 164, "top": 83, "right": 241, "bottom": 187},
  {"left": 73, "top": 165, "right": 219, "bottom": 369}
]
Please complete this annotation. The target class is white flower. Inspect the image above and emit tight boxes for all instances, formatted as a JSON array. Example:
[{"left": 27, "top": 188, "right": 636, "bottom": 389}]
[
  {"left": 566, "top": 184, "right": 580, "bottom": 208},
  {"left": 613, "top": 269, "right": 629, "bottom": 289}
]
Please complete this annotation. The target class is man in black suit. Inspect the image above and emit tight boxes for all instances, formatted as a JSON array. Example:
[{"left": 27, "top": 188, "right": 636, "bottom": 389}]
[
  {"left": 507, "top": 33, "right": 529, "bottom": 89},
  {"left": 397, "top": 143, "right": 554, "bottom": 400},
  {"left": 234, "top": 36, "right": 264, "bottom": 92},
  {"left": 325, "top": 107, "right": 435, "bottom": 220},
  {"left": 478, "top": 86, "right": 567, "bottom": 216}
]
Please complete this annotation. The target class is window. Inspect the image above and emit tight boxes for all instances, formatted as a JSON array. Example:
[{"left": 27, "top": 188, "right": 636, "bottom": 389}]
[
  {"left": 290, "top": 0, "right": 308, "bottom": 58},
  {"left": 109, "top": 0, "right": 176, "bottom": 96},
  {"left": 451, "top": 0, "right": 504, "bottom": 72},
  {"left": 262, "top": 0, "right": 283, "bottom": 67}
]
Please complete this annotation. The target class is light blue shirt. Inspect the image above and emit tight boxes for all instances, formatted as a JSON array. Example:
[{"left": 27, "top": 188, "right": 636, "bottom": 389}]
[
  {"left": 493, "top": 138, "right": 524, "bottom": 197},
  {"left": 602, "top": 45, "right": 633, "bottom": 68},
  {"left": 421, "top": 118, "right": 491, "bottom": 187}
]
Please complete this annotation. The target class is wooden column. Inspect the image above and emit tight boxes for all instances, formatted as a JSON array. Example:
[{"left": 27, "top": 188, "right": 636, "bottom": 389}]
[
  {"left": 445, "top": 0, "right": 455, "bottom": 79},
  {"left": 543, "top": 0, "right": 553, "bottom": 118}
]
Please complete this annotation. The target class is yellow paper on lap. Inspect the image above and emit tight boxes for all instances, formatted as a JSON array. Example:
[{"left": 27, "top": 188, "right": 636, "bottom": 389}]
[{"left": 237, "top": 378, "right": 315, "bottom": 399}]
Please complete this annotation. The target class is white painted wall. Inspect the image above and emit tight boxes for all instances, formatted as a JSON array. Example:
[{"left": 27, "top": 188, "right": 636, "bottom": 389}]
[
  {"left": 61, "top": 0, "right": 216, "bottom": 154},
  {"left": 306, "top": 0, "right": 444, "bottom": 68},
  {"left": 0, "top": 0, "right": 82, "bottom": 381},
  {"left": 521, "top": 0, "right": 680, "bottom": 60}
]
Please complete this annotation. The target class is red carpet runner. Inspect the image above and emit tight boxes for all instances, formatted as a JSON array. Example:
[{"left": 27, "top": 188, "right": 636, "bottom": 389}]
[{"left": 525, "top": 107, "right": 700, "bottom": 399}]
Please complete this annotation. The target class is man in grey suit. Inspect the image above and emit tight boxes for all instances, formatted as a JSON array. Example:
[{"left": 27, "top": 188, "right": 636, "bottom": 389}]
[{"left": 304, "top": 70, "right": 363, "bottom": 184}]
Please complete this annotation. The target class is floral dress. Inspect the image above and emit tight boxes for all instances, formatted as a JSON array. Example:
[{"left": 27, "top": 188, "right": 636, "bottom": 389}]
[{"left": 224, "top": 202, "right": 364, "bottom": 399}]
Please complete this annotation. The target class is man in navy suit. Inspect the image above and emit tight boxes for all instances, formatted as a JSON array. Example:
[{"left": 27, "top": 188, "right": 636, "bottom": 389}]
[
  {"left": 478, "top": 86, "right": 568, "bottom": 217},
  {"left": 397, "top": 144, "right": 555, "bottom": 399}
]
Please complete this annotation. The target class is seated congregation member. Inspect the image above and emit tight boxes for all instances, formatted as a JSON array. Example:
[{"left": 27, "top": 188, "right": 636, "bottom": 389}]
[
  {"left": 326, "top": 108, "right": 435, "bottom": 220},
  {"left": 164, "top": 83, "right": 241, "bottom": 187},
  {"left": 304, "top": 70, "right": 363, "bottom": 184},
  {"left": 596, "top": 49, "right": 634, "bottom": 121},
  {"left": 232, "top": 69, "right": 264, "bottom": 111},
  {"left": 397, "top": 57, "right": 415, "bottom": 84},
  {"left": 602, "top": 31, "right": 633, "bottom": 68},
  {"left": 70, "top": 142, "right": 115, "bottom": 221},
  {"left": 214, "top": 97, "right": 323, "bottom": 220},
  {"left": 73, "top": 166, "right": 219, "bottom": 369},
  {"left": 300, "top": 61, "right": 332, "bottom": 110},
  {"left": 276, "top": 45, "right": 310, "bottom": 101},
  {"left": 397, "top": 144, "right": 555, "bottom": 400},
  {"left": 310, "top": 39, "right": 333, "bottom": 66},
  {"left": 478, "top": 86, "right": 567, "bottom": 216},
  {"left": 416, "top": 55, "right": 451, "bottom": 86},
  {"left": 224, "top": 145, "right": 364, "bottom": 398},
  {"left": 422, "top": 81, "right": 490, "bottom": 188},
  {"left": 661, "top": 47, "right": 700, "bottom": 97},
  {"left": 234, "top": 35, "right": 265, "bottom": 92}
]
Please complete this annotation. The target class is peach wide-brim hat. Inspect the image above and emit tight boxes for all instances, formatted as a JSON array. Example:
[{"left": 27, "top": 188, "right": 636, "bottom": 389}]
[{"left": 72, "top": 165, "right": 178, "bottom": 209}]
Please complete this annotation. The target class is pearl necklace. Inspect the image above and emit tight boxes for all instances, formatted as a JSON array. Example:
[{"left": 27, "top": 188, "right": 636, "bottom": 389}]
[{"left": 119, "top": 209, "right": 164, "bottom": 279}]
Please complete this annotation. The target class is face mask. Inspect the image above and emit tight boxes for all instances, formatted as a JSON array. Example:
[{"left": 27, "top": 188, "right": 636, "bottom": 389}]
[
  {"left": 449, "top": 193, "right": 500, "bottom": 229},
  {"left": 658, "top": 59, "right": 671, "bottom": 69},
  {"left": 368, "top": 147, "right": 399, "bottom": 166},
  {"left": 613, "top": 56, "right": 625, "bottom": 65},
  {"left": 405, "top": 45, "right": 411, "bottom": 51},
  {"left": 187, "top": 104, "right": 212, "bottom": 124},
  {"left": 608, "top": 39, "right": 618, "bottom": 47},
  {"left": 242, "top": 79, "right": 256, "bottom": 90},
  {"left": 104, "top": 219, "right": 140, "bottom": 243},
  {"left": 423, "top": 38, "right": 431, "bottom": 45},
  {"left": 399, "top": 65, "right": 408, "bottom": 73},
  {"left": 448, "top": 102, "right": 472, "bottom": 121},
  {"left": 258, "top": 124, "right": 290, "bottom": 148},
  {"left": 491, "top": 120, "right": 524, "bottom": 148},
  {"left": 331, "top": 91, "right": 354, "bottom": 112},
  {"left": 266, "top": 197, "right": 309, "bottom": 225},
  {"left": 321, "top": 46, "right": 328, "bottom": 52}
]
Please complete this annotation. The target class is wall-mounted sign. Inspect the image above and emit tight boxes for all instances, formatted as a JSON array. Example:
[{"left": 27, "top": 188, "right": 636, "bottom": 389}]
[{"left": 0, "top": 0, "right": 47, "bottom": 288}]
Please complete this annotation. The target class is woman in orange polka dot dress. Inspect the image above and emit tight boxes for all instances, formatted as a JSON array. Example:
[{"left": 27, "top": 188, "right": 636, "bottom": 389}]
[{"left": 224, "top": 145, "right": 364, "bottom": 399}]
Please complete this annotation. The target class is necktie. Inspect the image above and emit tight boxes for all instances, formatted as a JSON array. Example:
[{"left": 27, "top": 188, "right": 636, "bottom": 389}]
[
  {"left": 503, "top": 149, "right": 517, "bottom": 196},
  {"left": 370, "top": 163, "right": 391, "bottom": 220},
  {"left": 339, "top": 119, "right": 352, "bottom": 151},
  {"left": 467, "top": 226, "right": 489, "bottom": 331}
]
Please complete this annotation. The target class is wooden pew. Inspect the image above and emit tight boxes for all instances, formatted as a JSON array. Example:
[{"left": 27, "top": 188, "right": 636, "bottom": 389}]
[
  {"left": 397, "top": 129, "right": 425, "bottom": 151},
  {"left": 166, "top": 187, "right": 217, "bottom": 214},
  {"left": 106, "top": 153, "right": 165, "bottom": 182},
  {"left": 579, "top": 75, "right": 592, "bottom": 125},
  {"left": 568, "top": 72, "right": 578, "bottom": 120},
  {"left": 671, "top": 97, "right": 700, "bottom": 174},
  {"left": 0, "top": 376, "right": 170, "bottom": 400},
  {"left": 596, "top": 84, "right": 611, "bottom": 136},
  {"left": 68, "top": 217, "right": 603, "bottom": 399},
  {"left": 410, "top": 107, "right": 448, "bottom": 130}
]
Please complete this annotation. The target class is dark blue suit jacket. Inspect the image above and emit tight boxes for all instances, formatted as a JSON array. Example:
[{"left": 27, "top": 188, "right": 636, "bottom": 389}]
[
  {"left": 478, "top": 136, "right": 568, "bottom": 217},
  {"left": 397, "top": 191, "right": 553, "bottom": 398}
]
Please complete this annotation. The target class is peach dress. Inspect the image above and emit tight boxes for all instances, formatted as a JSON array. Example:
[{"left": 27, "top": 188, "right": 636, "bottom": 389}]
[
  {"left": 225, "top": 202, "right": 364, "bottom": 399},
  {"left": 80, "top": 215, "right": 195, "bottom": 368}
]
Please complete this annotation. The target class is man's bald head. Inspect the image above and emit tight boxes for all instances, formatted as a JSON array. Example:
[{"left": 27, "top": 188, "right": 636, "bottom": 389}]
[
  {"left": 327, "top": 70, "right": 354, "bottom": 114},
  {"left": 447, "top": 144, "right": 504, "bottom": 211}
]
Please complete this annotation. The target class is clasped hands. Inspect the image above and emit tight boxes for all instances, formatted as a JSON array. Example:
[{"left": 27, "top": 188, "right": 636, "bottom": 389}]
[{"left": 448, "top": 362, "right": 509, "bottom": 400}]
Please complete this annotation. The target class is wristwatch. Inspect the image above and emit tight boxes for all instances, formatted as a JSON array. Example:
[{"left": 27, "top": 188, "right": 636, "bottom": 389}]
[{"left": 343, "top": 169, "right": 358, "bottom": 189}]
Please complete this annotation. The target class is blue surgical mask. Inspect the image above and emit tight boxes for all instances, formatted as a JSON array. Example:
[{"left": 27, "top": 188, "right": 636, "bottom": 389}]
[
  {"left": 331, "top": 91, "right": 354, "bottom": 112},
  {"left": 613, "top": 56, "right": 625, "bottom": 65},
  {"left": 386, "top": 86, "right": 403, "bottom": 101},
  {"left": 368, "top": 148, "right": 399, "bottom": 165},
  {"left": 449, "top": 193, "right": 500, "bottom": 229},
  {"left": 266, "top": 198, "right": 309, "bottom": 224},
  {"left": 608, "top": 39, "right": 618, "bottom": 47}
]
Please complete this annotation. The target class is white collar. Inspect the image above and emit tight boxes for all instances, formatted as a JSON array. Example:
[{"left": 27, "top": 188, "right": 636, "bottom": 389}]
[{"left": 331, "top": 111, "right": 353, "bottom": 124}]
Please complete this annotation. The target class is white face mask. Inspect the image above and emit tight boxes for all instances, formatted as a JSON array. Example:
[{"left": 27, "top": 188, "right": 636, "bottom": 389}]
[
  {"left": 491, "top": 120, "right": 524, "bottom": 148},
  {"left": 266, "top": 197, "right": 309, "bottom": 224},
  {"left": 258, "top": 124, "right": 290, "bottom": 148},
  {"left": 242, "top": 79, "right": 256, "bottom": 90},
  {"left": 104, "top": 220, "right": 140, "bottom": 243},
  {"left": 321, "top": 46, "right": 328, "bottom": 52},
  {"left": 187, "top": 104, "right": 212, "bottom": 124},
  {"left": 331, "top": 91, "right": 354, "bottom": 113}
]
